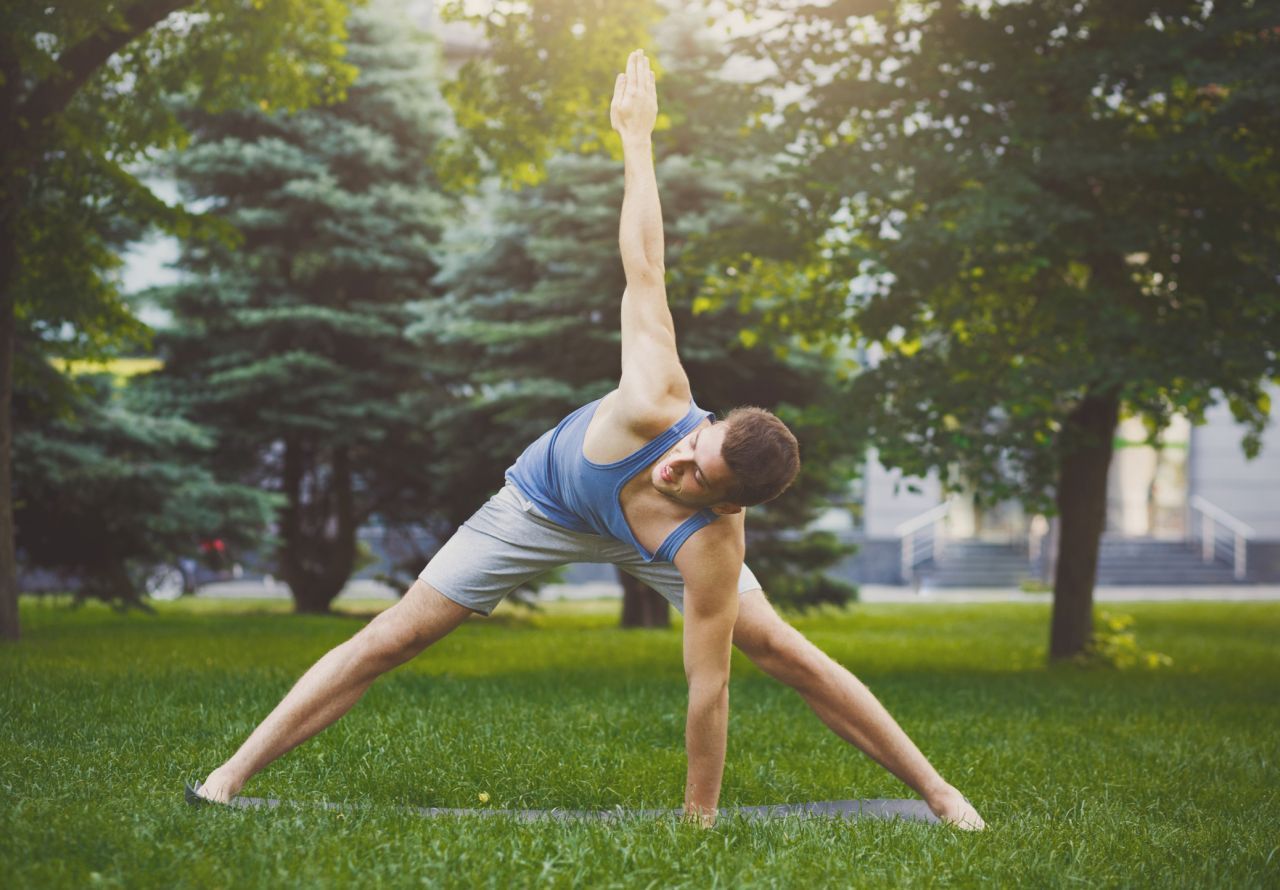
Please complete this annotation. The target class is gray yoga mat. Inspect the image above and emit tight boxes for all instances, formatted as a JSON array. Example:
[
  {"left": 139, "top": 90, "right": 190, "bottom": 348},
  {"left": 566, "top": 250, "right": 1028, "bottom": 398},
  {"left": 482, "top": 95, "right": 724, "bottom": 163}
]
[{"left": 185, "top": 782, "right": 940, "bottom": 824}]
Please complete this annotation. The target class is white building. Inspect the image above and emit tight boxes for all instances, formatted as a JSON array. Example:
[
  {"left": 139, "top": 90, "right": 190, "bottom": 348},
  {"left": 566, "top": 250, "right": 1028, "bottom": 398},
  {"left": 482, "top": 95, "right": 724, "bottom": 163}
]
[{"left": 840, "top": 389, "right": 1280, "bottom": 586}]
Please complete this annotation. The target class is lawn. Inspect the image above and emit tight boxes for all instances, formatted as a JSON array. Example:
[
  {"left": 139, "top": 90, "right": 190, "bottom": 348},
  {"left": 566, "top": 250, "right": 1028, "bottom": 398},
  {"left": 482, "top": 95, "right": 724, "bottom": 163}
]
[{"left": 1, "top": 595, "right": 1277, "bottom": 888}]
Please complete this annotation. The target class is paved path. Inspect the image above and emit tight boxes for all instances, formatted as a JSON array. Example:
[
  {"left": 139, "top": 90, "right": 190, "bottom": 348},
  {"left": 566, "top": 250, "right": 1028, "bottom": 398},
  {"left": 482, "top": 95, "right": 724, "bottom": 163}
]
[
  {"left": 197, "top": 579, "right": 399, "bottom": 601},
  {"left": 197, "top": 579, "right": 1280, "bottom": 604},
  {"left": 857, "top": 584, "right": 1280, "bottom": 603}
]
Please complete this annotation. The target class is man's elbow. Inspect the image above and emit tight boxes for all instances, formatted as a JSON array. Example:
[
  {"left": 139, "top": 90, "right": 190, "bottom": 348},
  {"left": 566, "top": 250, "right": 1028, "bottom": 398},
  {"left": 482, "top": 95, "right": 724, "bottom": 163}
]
[
  {"left": 620, "top": 249, "right": 665, "bottom": 282},
  {"left": 625, "top": 264, "right": 666, "bottom": 288}
]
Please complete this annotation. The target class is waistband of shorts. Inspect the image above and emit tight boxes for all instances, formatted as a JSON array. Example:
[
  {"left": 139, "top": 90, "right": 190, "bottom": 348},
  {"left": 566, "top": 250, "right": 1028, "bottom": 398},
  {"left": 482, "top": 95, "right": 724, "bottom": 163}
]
[{"left": 500, "top": 480, "right": 549, "bottom": 519}]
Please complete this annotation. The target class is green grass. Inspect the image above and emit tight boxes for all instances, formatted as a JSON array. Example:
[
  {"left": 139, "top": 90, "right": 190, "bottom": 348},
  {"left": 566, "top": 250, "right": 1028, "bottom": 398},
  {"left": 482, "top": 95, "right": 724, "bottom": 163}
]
[{"left": 2, "top": 595, "right": 1278, "bottom": 888}]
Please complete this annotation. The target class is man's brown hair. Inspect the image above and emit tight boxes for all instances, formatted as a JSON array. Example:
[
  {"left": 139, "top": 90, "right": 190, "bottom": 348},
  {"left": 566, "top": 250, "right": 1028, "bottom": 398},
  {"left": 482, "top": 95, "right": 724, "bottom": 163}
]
[{"left": 718, "top": 406, "right": 801, "bottom": 507}]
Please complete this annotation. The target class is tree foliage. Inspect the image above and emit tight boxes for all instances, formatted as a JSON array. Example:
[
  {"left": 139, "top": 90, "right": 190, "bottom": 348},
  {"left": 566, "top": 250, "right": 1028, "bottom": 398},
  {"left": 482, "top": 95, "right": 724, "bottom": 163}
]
[
  {"left": 719, "top": 0, "right": 1280, "bottom": 657},
  {"left": 14, "top": 366, "right": 276, "bottom": 607},
  {"left": 728, "top": 0, "right": 1279, "bottom": 497},
  {"left": 143, "top": 1, "right": 455, "bottom": 613},
  {"left": 5, "top": 0, "right": 356, "bottom": 374},
  {"left": 436, "top": 0, "right": 662, "bottom": 187},
  {"left": 1, "top": 0, "right": 357, "bottom": 638}
]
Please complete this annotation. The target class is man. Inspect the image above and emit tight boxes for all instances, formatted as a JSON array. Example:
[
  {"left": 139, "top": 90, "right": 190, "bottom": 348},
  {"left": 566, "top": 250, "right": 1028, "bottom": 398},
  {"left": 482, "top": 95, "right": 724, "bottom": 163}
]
[{"left": 196, "top": 50, "right": 985, "bottom": 831}]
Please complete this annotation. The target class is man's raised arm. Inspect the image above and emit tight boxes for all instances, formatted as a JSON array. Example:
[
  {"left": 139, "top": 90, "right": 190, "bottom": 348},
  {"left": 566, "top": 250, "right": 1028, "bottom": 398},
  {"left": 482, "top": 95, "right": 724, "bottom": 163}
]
[{"left": 610, "top": 50, "right": 690, "bottom": 415}]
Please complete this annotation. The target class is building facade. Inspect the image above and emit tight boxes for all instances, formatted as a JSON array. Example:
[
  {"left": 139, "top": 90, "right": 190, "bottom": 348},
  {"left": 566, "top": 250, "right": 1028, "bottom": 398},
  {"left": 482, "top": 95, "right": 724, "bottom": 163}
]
[{"left": 836, "top": 389, "right": 1280, "bottom": 586}]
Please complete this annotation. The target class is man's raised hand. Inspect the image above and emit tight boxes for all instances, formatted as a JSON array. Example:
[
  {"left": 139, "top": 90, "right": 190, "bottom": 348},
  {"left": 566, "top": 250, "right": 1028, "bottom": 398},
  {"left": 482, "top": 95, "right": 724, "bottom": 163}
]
[{"left": 610, "top": 49, "right": 657, "bottom": 141}]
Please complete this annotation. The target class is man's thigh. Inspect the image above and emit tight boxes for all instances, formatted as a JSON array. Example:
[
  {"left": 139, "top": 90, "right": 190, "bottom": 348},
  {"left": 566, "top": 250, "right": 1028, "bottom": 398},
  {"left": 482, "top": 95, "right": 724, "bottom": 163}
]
[
  {"left": 619, "top": 560, "right": 763, "bottom": 614},
  {"left": 419, "top": 484, "right": 605, "bottom": 615},
  {"left": 731, "top": 588, "right": 780, "bottom": 647},
  {"left": 382, "top": 579, "right": 475, "bottom": 647},
  {"left": 730, "top": 589, "right": 830, "bottom": 686}
]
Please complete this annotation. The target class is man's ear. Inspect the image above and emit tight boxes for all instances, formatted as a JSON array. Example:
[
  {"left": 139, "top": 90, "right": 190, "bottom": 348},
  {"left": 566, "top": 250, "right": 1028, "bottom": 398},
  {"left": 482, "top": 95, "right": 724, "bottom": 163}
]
[{"left": 711, "top": 502, "right": 742, "bottom": 515}]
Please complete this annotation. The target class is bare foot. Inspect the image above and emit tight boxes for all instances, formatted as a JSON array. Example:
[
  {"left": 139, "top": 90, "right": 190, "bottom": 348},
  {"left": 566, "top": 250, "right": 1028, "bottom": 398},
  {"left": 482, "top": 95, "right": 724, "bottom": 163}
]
[
  {"left": 927, "top": 785, "right": 986, "bottom": 830},
  {"left": 196, "top": 765, "right": 244, "bottom": 804}
]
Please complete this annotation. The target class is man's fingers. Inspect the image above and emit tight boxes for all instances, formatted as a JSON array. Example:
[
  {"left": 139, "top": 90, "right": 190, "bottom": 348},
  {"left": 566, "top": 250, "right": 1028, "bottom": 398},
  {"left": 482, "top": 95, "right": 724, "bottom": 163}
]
[{"left": 620, "top": 50, "right": 656, "bottom": 102}]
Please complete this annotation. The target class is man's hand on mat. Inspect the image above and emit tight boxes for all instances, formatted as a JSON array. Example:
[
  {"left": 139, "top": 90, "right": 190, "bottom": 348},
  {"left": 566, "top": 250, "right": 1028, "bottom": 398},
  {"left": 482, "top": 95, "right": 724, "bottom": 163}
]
[
  {"left": 927, "top": 785, "right": 986, "bottom": 830},
  {"left": 195, "top": 765, "right": 243, "bottom": 805},
  {"left": 610, "top": 49, "right": 657, "bottom": 141}
]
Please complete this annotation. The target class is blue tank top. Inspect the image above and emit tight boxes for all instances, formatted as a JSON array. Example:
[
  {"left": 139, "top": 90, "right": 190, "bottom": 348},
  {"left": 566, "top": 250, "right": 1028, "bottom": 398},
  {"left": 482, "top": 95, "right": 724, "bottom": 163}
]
[{"left": 505, "top": 398, "right": 719, "bottom": 563}]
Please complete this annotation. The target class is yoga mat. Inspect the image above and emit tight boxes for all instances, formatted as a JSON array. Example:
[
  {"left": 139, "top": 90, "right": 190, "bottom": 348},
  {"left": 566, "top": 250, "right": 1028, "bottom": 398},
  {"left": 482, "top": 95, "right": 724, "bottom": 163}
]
[{"left": 185, "top": 783, "right": 941, "bottom": 824}]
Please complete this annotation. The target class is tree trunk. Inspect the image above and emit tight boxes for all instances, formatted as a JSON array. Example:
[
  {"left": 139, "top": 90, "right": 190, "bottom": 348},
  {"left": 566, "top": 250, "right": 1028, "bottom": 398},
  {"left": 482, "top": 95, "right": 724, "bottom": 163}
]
[
  {"left": 1049, "top": 390, "right": 1121, "bottom": 662},
  {"left": 280, "top": 442, "right": 358, "bottom": 614},
  {"left": 619, "top": 569, "right": 670, "bottom": 628},
  {"left": 0, "top": 181, "right": 20, "bottom": 642},
  {"left": 291, "top": 566, "right": 347, "bottom": 614}
]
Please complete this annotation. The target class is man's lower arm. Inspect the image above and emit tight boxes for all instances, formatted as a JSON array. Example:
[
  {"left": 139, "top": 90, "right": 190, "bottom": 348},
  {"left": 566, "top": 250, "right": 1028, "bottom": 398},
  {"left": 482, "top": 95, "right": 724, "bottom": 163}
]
[
  {"left": 619, "top": 135, "right": 664, "bottom": 274},
  {"left": 684, "top": 678, "right": 729, "bottom": 819}
]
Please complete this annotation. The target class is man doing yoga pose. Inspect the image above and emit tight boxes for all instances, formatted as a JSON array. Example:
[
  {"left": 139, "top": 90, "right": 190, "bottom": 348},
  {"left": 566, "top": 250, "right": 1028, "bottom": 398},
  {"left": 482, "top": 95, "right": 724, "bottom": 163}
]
[{"left": 197, "top": 50, "right": 985, "bottom": 831}]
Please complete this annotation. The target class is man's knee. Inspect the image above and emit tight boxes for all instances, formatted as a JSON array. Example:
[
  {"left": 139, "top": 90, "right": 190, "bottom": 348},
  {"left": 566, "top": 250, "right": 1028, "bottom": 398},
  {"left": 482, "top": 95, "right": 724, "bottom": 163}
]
[
  {"left": 352, "top": 583, "right": 465, "bottom": 669},
  {"left": 352, "top": 610, "right": 425, "bottom": 670}
]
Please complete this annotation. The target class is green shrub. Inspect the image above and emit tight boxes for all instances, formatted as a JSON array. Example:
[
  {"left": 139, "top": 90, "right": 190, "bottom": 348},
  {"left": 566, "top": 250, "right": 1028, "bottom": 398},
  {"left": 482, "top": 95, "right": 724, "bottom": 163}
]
[{"left": 1073, "top": 609, "right": 1174, "bottom": 670}]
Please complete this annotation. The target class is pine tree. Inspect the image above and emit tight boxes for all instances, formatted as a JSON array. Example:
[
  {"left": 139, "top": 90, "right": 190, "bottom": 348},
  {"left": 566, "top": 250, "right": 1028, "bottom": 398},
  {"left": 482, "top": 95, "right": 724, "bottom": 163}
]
[
  {"left": 14, "top": 366, "right": 276, "bottom": 608},
  {"left": 0, "top": 0, "right": 352, "bottom": 640},
  {"left": 147, "top": 1, "right": 456, "bottom": 613}
]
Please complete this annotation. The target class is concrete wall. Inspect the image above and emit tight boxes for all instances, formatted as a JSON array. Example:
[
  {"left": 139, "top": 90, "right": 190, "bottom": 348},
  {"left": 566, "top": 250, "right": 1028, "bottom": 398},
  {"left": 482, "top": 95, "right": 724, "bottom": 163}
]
[
  {"left": 1246, "top": 543, "right": 1280, "bottom": 583},
  {"left": 829, "top": 538, "right": 902, "bottom": 585},
  {"left": 1189, "top": 387, "right": 1280, "bottom": 538},
  {"left": 861, "top": 451, "right": 942, "bottom": 538}
]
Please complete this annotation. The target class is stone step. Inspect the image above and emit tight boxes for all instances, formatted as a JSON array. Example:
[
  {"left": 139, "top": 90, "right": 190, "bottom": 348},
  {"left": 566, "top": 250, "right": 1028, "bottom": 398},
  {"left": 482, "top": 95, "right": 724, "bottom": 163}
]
[
  {"left": 1100, "top": 558, "right": 1228, "bottom": 570},
  {"left": 1098, "top": 544, "right": 1203, "bottom": 557},
  {"left": 1096, "top": 570, "right": 1241, "bottom": 584},
  {"left": 938, "top": 556, "right": 1033, "bottom": 568},
  {"left": 914, "top": 538, "right": 1245, "bottom": 586},
  {"left": 1096, "top": 561, "right": 1236, "bottom": 573},
  {"left": 924, "top": 577, "right": 1034, "bottom": 588},
  {"left": 927, "top": 574, "right": 1031, "bottom": 581},
  {"left": 939, "top": 541, "right": 1027, "bottom": 552}
]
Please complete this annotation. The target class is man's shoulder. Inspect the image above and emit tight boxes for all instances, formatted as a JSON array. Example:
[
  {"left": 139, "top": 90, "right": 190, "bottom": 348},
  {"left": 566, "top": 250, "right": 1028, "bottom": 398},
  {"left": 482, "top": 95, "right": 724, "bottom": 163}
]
[
  {"left": 598, "top": 388, "right": 694, "bottom": 442},
  {"left": 675, "top": 512, "right": 745, "bottom": 573}
]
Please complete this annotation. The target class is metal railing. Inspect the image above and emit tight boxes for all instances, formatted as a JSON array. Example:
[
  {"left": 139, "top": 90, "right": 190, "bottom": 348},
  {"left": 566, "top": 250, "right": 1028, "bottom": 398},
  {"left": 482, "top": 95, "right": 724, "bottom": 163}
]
[
  {"left": 894, "top": 501, "right": 951, "bottom": 586},
  {"left": 1188, "top": 495, "right": 1255, "bottom": 581}
]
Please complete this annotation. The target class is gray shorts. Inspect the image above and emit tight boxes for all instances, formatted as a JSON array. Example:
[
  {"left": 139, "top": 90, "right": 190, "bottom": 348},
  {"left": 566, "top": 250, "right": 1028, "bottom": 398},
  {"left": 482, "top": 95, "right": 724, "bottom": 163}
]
[{"left": 420, "top": 483, "right": 761, "bottom": 615}]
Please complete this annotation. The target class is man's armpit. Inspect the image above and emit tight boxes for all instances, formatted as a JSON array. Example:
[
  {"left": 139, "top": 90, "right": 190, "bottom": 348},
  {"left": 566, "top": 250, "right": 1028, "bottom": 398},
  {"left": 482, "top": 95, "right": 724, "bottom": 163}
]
[{"left": 676, "top": 534, "right": 745, "bottom": 617}]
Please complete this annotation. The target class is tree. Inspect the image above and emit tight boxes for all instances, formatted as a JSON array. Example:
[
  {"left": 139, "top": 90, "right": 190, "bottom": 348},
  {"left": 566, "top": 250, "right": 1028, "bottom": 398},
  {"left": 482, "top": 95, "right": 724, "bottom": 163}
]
[
  {"left": 1, "top": 0, "right": 354, "bottom": 637},
  {"left": 13, "top": 365, "right": 276, "bottom": 608},
  {"left": 722, "top": 0, "right": 1280, "bottom": 660},
  {"left": 146, "top": 1, "right": 456, "bottom": 613},
  {"left": 420, "top": 11, "right": 859, "bottom": 627},
  {"left": 435, "top": 0, "right": 662, "bottom": 188}
]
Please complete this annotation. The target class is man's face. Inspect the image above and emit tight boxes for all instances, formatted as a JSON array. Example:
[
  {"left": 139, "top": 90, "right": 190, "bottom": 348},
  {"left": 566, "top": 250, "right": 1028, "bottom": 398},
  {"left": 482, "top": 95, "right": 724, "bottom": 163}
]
[{"left": 650, "top": 421, "right": 741, "bottom": 513}]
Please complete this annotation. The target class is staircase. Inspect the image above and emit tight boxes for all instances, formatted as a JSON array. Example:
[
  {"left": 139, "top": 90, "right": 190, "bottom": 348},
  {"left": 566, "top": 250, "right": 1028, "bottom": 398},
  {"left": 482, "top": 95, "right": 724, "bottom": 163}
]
[
  {"left": 894, "top": 497, "right": 1255, "bottom": 588},
  {"left": 915, "top": 541, "right": 1033, "bottom": 588},
  {"left": 1094, "top": 538, "right": 1241, "bottom": 585},
  {"left": 912, "top": 538, "right": 1244, "bottom": 587}
]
